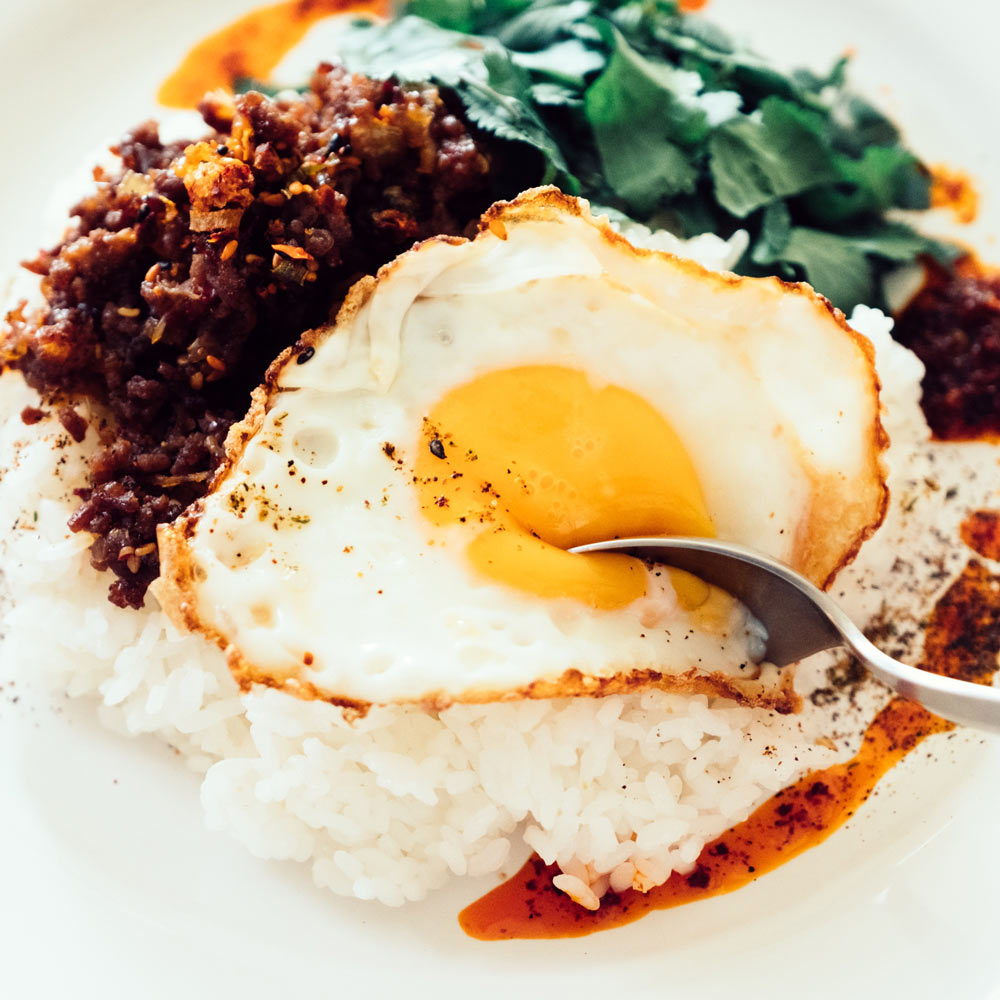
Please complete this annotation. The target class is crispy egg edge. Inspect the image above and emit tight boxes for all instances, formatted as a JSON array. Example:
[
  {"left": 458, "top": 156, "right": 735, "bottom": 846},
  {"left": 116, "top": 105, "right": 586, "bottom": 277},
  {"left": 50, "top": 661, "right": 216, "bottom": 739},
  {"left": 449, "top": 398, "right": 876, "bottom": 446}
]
[{"left": 154, "top": 187, "right": 891, "bottom": 718}]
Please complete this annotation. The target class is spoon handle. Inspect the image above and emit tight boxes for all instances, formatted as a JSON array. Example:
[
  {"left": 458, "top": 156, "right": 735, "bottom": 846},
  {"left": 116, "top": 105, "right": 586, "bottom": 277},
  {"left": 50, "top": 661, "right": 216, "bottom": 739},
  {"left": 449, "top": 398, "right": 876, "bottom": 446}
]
[
  {"left": 832, "top": 617, "right": 1000, "bottom": 733},
  {"left": 794, "top": 580, "right": 1000, "bottom": 732}
]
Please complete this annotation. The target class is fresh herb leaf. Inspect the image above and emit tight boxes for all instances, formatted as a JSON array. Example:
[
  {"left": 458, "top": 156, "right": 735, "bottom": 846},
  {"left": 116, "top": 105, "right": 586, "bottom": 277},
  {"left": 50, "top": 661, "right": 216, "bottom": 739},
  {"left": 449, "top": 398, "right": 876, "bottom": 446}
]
[
  {"left": 751, "top": 201, "right": 792, "bottom": 266},
  {"left": 336, "top": 17, "right": 576, "bottom": 188},
  {"left": 332, "top": 0, "right": 959, "bottom": 311},
  {"left": 530, "top": 81, "right": 585, "bottom": 106},
  {"left": 512, "top": 39, "right": 606, "bottom": 86},
  {"left": 668, "top": 192, "right": 725, "bottom": 241},
  {"left": 791, "top": 55, "right": 848, "bottom": 94},
  {"left": 827, "top": 93, "right": 901, "bottom": 156},
  {"left": 408, "top": 0, "right": 531, "bottom": 33},
  {"left": 585, "top": 27, "right": 706, "bottom": 213},
  {"left": 758, "top": 221, "right": 957, "bottom": 311},
  {"left": 497, "top": 0, "right": 595, "bottom": 49},
  {"left": 846, "top": 221, "right": 959, "bottom": 265},
  {"left": 709, "top": 97, "right": 840, "bottom": 217},
  {"left": 455, "top": 51, "right": 580, "bottom": 189},
  {"left": 801, "top": 146, "right": 931, "bottom": 225},
  {"left": 336, "top": 16, "right": 497, "bottom": 85},
  {"left": 647, "top": 13, "right": 815, "bottom": 107},
  {"left": 779, "top": 227, "right": 875, "bottom": 310}
]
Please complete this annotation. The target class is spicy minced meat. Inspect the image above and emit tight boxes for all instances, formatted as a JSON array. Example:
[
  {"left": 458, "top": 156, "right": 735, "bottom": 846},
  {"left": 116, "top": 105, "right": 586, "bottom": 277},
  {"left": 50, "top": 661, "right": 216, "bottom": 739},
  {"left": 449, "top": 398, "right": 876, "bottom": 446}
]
[
  {"left": 1, "top": 64, "right": 509, "bottom": 609},
  {"left": 894, "top": 258, "right": 1000, "bottom": 441}
]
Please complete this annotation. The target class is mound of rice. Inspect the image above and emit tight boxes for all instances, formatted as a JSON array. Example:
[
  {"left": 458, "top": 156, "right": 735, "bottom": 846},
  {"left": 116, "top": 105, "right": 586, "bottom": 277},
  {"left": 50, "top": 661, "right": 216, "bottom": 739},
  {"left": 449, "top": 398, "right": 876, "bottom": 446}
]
[{"left": 0, "top": 249, "right": 932, "bottom": 907}]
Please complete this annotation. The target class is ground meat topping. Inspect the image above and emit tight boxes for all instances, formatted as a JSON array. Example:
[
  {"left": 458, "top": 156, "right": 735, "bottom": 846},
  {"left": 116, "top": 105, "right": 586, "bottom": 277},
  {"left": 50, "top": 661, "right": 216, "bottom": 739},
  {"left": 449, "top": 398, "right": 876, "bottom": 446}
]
[
  {"left": 2, "top": 64, "right": 501, "bottom": 608},
  {"left": 894, "top": 258, "right": 1000, "bottom": 440}
]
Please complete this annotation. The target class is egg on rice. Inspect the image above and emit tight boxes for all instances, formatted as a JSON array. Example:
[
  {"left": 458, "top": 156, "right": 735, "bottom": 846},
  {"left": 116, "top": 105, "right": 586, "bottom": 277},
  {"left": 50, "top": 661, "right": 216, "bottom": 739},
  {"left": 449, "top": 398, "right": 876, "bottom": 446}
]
[{"left": 156, "top": 189, "right": 887, "bottom": 716}]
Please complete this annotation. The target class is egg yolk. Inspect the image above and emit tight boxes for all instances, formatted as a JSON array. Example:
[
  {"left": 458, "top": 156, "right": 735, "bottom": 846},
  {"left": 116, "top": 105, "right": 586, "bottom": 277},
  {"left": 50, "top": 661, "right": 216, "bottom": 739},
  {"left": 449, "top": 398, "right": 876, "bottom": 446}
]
[{"left": 415, "top": 365, "right": 716, "bottom": 610}]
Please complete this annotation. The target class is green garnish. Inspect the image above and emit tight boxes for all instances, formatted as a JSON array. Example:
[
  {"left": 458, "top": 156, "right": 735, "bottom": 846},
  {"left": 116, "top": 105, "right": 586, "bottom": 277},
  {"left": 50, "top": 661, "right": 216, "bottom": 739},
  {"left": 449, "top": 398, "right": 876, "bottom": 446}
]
[{"left": 333, "top": 0, "right": 957, "bottom": 310}]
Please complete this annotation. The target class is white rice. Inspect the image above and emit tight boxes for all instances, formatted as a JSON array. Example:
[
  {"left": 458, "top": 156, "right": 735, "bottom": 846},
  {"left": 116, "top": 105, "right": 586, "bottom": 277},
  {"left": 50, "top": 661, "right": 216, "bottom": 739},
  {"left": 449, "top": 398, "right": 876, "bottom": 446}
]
[{"left": 0, "top": 257, "right": 944, "bottom": 907}]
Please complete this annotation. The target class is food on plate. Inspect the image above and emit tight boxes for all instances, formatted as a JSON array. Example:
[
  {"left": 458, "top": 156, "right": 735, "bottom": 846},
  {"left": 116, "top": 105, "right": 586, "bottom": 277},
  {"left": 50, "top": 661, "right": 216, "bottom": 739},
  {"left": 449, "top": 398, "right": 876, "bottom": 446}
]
[
  {"left": 894, "top": 258, "right": 1000, "bottom": 440},
  {"left": 0, "top": 64, "right": 504, "bottom": 609},
  {"left": 332, "top": 0, "right": 957, "bottom": 312},
  {"left": 156, "top": 189, "right": 886, "bottom": 714},
  {"left": 0, "top": 275, "right": 935, "bottom": 913},
  {"left": 1, "top": 0, "right": 998, "bottom": 929}
]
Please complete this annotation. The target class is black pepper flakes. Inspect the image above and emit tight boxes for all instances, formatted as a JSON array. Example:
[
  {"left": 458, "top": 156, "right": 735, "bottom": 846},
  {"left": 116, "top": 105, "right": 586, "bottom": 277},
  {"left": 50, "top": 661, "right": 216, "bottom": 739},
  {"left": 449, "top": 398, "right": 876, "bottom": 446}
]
[
  {"left": 325, "top": 132, "right": 351, "bottom": 157},
  {"left": 685, "top": 866, "right": 710, "bottom": 889},
  {"left": 429, "top": 438, "right": 446, "bottom": 459}
]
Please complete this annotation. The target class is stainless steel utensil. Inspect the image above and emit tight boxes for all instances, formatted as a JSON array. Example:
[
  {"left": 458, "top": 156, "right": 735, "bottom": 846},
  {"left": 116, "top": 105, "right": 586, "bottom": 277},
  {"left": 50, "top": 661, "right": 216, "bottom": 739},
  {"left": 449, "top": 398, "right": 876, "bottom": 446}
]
[{"left": 570, "top": 535, "right": 1000, "bottom": 733}]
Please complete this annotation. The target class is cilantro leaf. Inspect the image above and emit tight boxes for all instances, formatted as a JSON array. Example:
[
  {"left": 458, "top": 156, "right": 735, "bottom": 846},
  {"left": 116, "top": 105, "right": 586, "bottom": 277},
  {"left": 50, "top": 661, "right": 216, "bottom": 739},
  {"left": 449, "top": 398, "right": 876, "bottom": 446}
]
[
  {"left": 335, "top": 16, "right": 497, "bottom": 84},
  {"left": 846, "top": 221, "right": 959, "bottom": 265},
  {"left": 408, "top": 0, "right": 532, "bottom": 33},
  {"left": 708, "top": 97, "right": 840, "bottom": 217},
  {"left": 760, "top": 221, "right": 958, "bottom": 311},
  {"left": 511, "top": 39, "right": 605, "bottom": 86},
  {"left": 455, "top": 50, "right": 580, "bottom": 189},
  {"left": 584, "top": 28, "right": 706, "bottom": 213},
  {"left": 782, "top": 228, "right": 875, "bottom": 310},
  {"left": 800, "top": 146, "right": 931, "bottom": 225},
  {"left": 750, "top": 201, "right": 792, "bottom": 267},
  {"left": 827, "top": 93, "right": 901, "bottom": 156},
  {"left": 333, "top": 0, "right": 959, "bottom": 311},
  {"left": 530, "top": 81, "right": 585, "bottom": 106},
  {"left": 497, "top": 0, "right": 595, "bottom": 49}
]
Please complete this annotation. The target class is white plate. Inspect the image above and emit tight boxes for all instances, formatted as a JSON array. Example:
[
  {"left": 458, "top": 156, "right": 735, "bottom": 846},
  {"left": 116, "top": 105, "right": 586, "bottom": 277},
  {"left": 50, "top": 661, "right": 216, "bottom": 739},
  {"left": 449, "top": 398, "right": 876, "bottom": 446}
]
[{"left": 2, "top": 2, "right": 999, "bottom": 997}]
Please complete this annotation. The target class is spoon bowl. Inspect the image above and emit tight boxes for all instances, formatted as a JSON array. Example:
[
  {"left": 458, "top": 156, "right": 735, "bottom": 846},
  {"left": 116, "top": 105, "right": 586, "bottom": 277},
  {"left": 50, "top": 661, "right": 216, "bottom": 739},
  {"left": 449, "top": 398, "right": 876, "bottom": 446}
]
[{"left": 570, "top": 536, "right": 1000, "bottom": 733}]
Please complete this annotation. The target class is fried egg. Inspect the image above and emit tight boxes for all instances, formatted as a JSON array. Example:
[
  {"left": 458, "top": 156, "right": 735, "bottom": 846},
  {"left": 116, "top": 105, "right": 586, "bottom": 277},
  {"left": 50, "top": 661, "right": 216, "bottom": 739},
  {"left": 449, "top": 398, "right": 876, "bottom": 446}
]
[{"left": 156, "top": 189, "right": 887, "bottom": 714}]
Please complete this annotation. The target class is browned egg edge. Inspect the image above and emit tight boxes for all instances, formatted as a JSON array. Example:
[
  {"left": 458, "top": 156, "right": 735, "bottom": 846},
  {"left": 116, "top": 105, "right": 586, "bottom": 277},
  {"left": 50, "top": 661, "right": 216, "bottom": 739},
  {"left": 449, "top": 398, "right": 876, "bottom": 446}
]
[{"left": 154, "top": 186, "right": 890, "bottom": 718}]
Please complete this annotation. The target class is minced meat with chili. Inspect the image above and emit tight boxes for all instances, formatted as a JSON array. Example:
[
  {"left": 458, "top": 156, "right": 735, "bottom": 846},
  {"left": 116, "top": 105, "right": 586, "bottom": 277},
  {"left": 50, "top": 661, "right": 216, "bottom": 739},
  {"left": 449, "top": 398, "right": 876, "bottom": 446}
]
[
  {"left": 894, "top": 258, "right": 1000, "bottom": 440},
  {"left": 1, "top": 64, "right": 513, "bottom": 608}
]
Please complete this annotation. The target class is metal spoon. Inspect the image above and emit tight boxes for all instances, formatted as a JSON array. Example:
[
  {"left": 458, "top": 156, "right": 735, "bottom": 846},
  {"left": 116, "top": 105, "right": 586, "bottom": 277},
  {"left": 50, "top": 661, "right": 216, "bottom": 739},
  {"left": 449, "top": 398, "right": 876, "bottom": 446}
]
[{"left": 570, "top": 535, "right": 1000, "bottom": 733}]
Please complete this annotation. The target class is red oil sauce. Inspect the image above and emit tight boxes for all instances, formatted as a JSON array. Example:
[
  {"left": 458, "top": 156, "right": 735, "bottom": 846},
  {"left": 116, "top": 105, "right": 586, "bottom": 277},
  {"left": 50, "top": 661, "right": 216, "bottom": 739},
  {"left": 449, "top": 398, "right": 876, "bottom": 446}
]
[
  {"left": 460, "top": 559, "right": 1000, "bottom": 940},
  {"left": 158, "top": 0, "right": 389, "bottom": 109},
  {"left": 930, "top": 165, "right": 979, "bottom": 224},
  {"left": 961, "top": 511, "right": 1000, "bottom": 562}
]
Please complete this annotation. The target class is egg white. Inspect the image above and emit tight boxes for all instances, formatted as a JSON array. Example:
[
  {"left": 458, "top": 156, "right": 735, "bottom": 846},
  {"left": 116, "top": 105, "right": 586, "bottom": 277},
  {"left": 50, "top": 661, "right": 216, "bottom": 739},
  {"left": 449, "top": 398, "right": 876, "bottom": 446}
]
[{"left": 156, "top": 190, "right": 885, "bottom": 712}]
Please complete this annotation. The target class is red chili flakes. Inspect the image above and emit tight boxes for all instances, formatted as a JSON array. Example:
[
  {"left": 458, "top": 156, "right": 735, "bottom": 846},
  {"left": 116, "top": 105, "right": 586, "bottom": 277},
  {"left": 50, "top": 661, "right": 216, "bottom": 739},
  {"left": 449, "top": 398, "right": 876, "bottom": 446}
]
[
  {"left": 920, "top": 559, "right": 1000, "bottom": 684},
  {"left": 960, "top": 510, "right": 1000, "bottom": 562},
  {"left": 20, "top": 405, "right": 46, "bottom": 425},
  {"left": 684, "top": 866, "right": 710, "bottom": 889},
  {"left": 271, "top": 243, "right": 314, "bottom": 261},
  {"left": 57, "top": 406, "right": 87, "bottom": 442}
]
